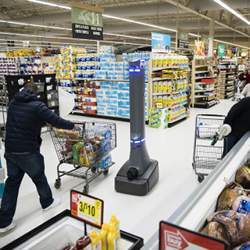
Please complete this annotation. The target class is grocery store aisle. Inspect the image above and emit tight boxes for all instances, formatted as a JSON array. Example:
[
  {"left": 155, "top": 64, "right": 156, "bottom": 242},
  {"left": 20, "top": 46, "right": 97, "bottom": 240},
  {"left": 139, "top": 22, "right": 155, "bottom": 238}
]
[{"left": 0, "top": 100, "right": 235, "bottom": 247}]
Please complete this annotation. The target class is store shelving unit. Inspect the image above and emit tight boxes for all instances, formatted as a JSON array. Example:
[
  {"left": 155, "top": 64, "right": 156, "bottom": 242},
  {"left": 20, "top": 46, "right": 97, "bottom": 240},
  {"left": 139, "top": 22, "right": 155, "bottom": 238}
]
[
  {"left": 218, "top": 60, "right": 237, "bottom": 99},
  {"left": 148, "top": 53, "right": 190, "bottom": 128},
  {"left": 191, "top": 57, "right": 218, "bottom": 108},
  {"left": 5, "top": 74, "right": 59, "bottom": 114}
]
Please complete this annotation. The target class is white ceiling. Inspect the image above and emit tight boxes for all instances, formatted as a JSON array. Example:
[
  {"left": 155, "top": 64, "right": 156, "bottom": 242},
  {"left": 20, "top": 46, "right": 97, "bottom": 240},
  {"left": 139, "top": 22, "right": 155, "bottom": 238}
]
[{"left": 0, "top": 0, "right": 249, "bottom": 48}]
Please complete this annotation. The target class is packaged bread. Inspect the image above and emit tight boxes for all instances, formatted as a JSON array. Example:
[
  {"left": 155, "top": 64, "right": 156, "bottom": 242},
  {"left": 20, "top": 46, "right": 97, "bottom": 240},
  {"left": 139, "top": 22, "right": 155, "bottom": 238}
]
[
  {"left": 216, "top": 183, "right": 246, "bottom": 211},
  {"left": 201, "top": 221, "right": 230, "bottom": 245},
  {"left": 206, "top": 210, "right": 250, "bottom": 247},
  {"left": 232, "top": 196, "right": 250, "bottom": 214},
  {"left": 235, "top": 165, "right": 250, "bottom": 189}
]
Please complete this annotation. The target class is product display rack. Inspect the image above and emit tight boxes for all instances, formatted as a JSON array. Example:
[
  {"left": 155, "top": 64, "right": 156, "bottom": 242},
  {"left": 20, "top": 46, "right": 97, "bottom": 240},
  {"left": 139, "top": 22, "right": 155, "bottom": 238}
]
[
  {"left": 191, "top": 57, "right": 218, "bottom": 108},
  {"left": 218, "top": 59, "right": 237, "bottom": 99},
  {"left": 148, "top": 53, "right": 190, "bottom": 128},
  {"left": 5, "top": 73, "right": 59, "bottom": 114},
  {"left": 0, "top": 57, "right": 19, "bottom": 76}
]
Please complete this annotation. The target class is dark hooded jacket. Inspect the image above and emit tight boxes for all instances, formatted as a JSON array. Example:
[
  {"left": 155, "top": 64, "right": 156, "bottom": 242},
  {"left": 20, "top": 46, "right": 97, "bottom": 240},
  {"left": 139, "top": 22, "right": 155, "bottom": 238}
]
[{"left": 5, "top": 88, "right": 74, "bottom": 153}]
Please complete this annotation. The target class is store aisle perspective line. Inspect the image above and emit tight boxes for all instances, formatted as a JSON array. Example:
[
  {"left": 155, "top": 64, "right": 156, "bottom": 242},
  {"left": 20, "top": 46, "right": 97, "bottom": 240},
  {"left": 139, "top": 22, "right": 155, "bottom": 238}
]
[{"left": 0, "top": 100, "right": 234, "bottom": 247}]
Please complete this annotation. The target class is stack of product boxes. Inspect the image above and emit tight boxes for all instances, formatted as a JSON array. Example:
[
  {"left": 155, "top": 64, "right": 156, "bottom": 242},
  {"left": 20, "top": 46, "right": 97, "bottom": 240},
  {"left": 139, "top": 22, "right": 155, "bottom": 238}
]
[
  {"left": 96, "top": 49, "right": 150, "bottom": 119},
  {"left": 122, "top": 52, "right": 151, "bottom": 119},
  {"left": 96, "top": 46, "right": 129, "bottom": 118}
]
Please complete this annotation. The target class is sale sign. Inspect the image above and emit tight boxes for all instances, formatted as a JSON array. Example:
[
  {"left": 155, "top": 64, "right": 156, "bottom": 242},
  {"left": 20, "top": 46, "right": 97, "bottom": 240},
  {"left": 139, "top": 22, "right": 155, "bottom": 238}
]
[
  {"left": 70, "top": 190, "right": 104, "bottom": 227},
  {"left": 159, "top": 221, "right": 228, "bottom": 250}
]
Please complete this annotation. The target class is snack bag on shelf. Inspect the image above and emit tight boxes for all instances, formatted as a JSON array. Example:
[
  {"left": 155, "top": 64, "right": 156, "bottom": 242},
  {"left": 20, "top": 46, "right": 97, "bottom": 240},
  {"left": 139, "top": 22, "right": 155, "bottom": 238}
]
[
  {"left": 216, "top": 183, "right": 247, "bottom": 211},
  {"left": 235, "top": 165, "right": 250, "bottom": 189}
]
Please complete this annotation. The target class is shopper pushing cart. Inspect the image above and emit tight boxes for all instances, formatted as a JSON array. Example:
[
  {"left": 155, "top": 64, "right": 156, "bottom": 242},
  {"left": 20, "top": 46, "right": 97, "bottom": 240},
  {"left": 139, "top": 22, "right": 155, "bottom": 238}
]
[{"left": 0, "top": 82, "right": 74, "bottom": 234}]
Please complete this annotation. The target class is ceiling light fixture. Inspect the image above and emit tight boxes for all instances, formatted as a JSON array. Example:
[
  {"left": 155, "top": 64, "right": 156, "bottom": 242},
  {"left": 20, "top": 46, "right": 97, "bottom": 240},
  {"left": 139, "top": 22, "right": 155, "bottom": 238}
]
[
  {"left": 27, "top": 0, "right": 71, "bottom": 10},
  {"left": 0, "top": 19, "right": 71, "bottom": 31},
  {"left": 213, "top": 0, "right": 250, "bottom": 25},
  {"left": 102, "top": 14, "right": 176, "bottom": 32},
  {"left": 0, "top": 31, "right": 150, "bottom": 46}
]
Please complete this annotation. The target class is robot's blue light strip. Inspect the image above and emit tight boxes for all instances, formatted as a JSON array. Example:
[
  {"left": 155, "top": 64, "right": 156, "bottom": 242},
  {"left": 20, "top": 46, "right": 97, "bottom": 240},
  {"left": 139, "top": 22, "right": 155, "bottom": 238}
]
[
  {"left": 131, "top": 138, "right": 145, "bottom": 144},
  {"left": 129, "top": 68, "right": 141, "bottom": 73}
]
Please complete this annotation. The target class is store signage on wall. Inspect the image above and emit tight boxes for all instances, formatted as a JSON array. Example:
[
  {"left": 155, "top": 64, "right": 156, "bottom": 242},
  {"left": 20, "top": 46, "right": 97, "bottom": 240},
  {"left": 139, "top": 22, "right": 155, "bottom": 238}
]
[
  {"left": 70, "top": 190, "right": 104, "bottom": 227},
  {"left": 177, "top": 31, "right": 189, "bottom": 49},
  {"left": 71, "top": 5, "right": 103, "bottom": 40},
  {"left": 218, "top": 44, "right": 225, "bottom": 58},
  {"left": 159, "top": 221, "right": 228, "bottom": 250},
  {"left": 151, "top": 32, "right": 171, "bottom": 52},
  {"left": 194, "top": 40, "right": 205, "bottom": 56}
]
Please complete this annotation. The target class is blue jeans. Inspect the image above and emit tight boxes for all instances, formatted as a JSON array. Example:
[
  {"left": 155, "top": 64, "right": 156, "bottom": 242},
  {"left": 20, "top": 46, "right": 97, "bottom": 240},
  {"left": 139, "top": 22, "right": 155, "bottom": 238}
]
[{"left": 0, "top": 152, "right": 53, "bottom": 228}]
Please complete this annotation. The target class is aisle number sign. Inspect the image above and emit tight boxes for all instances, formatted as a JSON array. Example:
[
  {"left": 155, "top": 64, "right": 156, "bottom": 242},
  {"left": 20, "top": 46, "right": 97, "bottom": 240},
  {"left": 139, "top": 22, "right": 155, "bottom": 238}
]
[
  {"left": 71, "top": 190, "right": 104, "bottom": 227},
  {"left": 71, "top": 4, "right": 103, "bottom": 40},
  {"left": 159, "top": 221, "right": 228, "bottom": 250}
]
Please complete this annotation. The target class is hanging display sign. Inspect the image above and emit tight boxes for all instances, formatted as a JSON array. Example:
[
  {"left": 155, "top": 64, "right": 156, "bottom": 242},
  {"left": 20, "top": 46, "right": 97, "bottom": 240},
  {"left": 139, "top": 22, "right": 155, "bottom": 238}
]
[
  {"left": 151, "top": 32, "right": 171, "bottom": 52},
  {"left": 71, "top": 4, "right": 103, "bottom": 40},
  {"left": 70, "top": 190, "right": 104, "bottom": 227},
  {"left": 218, "top": 44, "right": 225, "bottom": 58},
  {"left": 194, "top": 40, "right": 205, "bottom": 56},
  {"left": 159, "top": 221, "right": 228, "bottom": 250},
  {"left": 177, "top": 31, "right": 189, "bottom": 49}
]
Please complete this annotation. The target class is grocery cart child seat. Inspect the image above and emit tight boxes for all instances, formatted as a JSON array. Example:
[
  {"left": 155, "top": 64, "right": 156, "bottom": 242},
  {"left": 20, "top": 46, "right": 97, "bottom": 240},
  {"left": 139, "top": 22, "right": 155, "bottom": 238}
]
[
  {"left": 50, "top": 121, "right": 117, "bottom": 193},
  {"left": 193, "top": 114, "right": 225, "bottom": 183}
]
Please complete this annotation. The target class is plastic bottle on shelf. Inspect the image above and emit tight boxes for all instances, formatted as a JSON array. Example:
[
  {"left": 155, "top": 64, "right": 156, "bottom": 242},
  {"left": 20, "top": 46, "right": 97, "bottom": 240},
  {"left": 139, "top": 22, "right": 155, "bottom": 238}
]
[{"left": 107, "top": 226, "right": 120, "bottom": 250}]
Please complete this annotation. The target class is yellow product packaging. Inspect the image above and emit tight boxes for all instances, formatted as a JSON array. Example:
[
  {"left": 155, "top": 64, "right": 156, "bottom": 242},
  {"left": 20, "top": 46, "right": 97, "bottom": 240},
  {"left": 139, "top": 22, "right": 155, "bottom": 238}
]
[
  {"left": 89, "top": 231, "right": 102, "bottom": 250},
  {"left": 107, "top": 227, "right": 120, "bottom": 250},
  {"left": 100, "top": 224, "right": 110, "bottom": 250},
  {"left": 72, "top": 142, "right": 84, "bottom": 164}
]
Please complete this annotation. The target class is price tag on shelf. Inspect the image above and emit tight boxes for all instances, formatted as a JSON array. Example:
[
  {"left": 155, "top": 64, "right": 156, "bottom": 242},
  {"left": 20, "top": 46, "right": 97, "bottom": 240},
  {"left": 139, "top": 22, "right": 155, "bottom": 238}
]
[{"left": 70, "top": 190, "right": 104, "bottom": 227}]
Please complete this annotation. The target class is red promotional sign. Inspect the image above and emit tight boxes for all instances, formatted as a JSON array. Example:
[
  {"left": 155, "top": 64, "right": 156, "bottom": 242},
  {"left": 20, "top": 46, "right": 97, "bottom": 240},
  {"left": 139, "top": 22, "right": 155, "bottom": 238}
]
[{"left": 159, "top": 221, "right": 228, "bottom": 250}]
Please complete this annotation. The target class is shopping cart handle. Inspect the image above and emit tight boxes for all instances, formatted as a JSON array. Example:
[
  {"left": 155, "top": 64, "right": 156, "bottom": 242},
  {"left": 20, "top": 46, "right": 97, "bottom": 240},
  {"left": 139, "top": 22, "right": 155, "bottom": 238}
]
[{"left": 211, "top": 134, "right": 219, "bottom": 146}]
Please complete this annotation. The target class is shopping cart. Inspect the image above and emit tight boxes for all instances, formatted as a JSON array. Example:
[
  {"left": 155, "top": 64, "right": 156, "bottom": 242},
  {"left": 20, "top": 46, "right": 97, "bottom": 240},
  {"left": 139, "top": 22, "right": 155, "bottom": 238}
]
[
  {"left": 193, "top": 114, "right": 225, "bottom": 183},
  {"left": 50, "top": 121, "right": 117, "bottom": 193}
]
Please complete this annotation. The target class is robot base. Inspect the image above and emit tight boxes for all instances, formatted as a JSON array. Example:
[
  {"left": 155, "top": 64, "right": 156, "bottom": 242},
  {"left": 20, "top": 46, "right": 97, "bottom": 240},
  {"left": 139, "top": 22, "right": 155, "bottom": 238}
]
[{"left": 115, "top": 160, "right": 159, "bottom": 196}]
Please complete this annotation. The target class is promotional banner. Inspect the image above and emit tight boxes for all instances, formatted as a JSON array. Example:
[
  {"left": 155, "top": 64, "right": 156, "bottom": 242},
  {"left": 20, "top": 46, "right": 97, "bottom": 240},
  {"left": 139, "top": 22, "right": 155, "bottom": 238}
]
[
  {"left": 159, "top": 221, "right": 228, "bottom": 250},
  {"left": 71, "top": 5, "right": 103, "bottom": 40},
  {"left": 218, "top": 44, "right": 225, "bottom": 58},
  {"left": 194, "top": 40, "right": 205, "bottom": 56},
  {"left": 151, "top": 32, "right": 171, "bottom": 52},
  {"left": 177, "top": 31, "right": 189, "bottom": 49}
]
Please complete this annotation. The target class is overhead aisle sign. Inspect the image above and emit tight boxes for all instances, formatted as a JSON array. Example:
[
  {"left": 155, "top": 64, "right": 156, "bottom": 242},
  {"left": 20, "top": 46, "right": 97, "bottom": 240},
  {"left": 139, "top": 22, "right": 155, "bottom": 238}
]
[
  {"left": 71, "top": 4, "right": 103, "bottom": 40},
  {"left": 159, "top": 221, "right": 228, "bottom": 250},
  {"left": 177, "top": 31, "right": 189, "bottom": 49},
  {"left": 218, "top": 44, "right": 225, "bottom": 58}
]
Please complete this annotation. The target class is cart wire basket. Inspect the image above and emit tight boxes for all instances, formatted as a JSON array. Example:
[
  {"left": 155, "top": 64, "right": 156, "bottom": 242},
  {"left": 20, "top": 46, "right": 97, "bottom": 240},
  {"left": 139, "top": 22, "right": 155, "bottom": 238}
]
[
  {"left": 193, "top": 114, "right": 225, "bottom": 183},
  {"left": 50, "top": 121, "right": 117, "bottom": 193}
]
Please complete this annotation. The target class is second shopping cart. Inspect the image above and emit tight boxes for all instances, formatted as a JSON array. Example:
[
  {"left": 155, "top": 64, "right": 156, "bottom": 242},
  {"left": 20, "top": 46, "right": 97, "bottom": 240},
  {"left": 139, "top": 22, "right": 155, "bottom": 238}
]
[{"left": 193, "top": 114, "right": 225, "bottom": 183}]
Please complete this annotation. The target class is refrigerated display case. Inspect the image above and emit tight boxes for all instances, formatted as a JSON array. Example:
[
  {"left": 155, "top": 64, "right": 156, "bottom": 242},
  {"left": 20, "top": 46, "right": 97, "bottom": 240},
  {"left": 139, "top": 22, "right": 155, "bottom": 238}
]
[
  {"left": 145, "top": 132, "right": 250, "bottom": 249},
  {"left": 2, "top": 210, "right": 143, "bottom": 250}
]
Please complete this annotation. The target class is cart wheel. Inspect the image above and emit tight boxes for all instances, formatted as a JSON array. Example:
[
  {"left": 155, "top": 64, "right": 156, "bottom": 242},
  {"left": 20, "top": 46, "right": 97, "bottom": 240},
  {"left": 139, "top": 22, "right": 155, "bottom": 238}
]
[
  {"left": 54, "top": 179, "right": 61, "bottom": 189},
  {"left": 103, "top": 169, "right": 109, "bottom": 176},
  {"left": 198, "top": 175, "right": 204, "bottom": 183},
  {"left": 91, "top": 167, "right": 97, "bottom": 173},
  {"left": 83, "top": 185, "right": 89, "bottom": 194}
]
